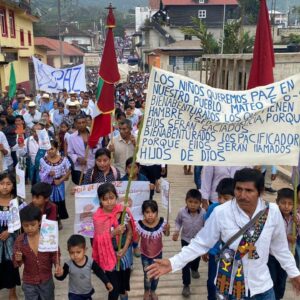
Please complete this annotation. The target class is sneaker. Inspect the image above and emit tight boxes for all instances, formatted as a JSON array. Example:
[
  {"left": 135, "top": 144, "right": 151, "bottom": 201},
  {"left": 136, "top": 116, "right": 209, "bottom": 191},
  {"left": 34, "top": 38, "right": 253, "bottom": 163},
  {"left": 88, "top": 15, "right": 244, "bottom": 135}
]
[
  {"left": 191, "top": 270, "right": 200, "bottom": 279},
  {"left": 265, "top": 187, "right": 277, "bottom": 194},
  {"left": 182, "top": 286, "right": 190, "bottom": 297}
]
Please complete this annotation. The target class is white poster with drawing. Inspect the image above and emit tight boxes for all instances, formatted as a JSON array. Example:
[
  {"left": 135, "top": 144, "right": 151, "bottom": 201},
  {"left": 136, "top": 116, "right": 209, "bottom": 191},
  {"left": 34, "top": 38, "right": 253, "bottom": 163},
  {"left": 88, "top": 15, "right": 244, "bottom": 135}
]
[
  {"left": 16, "top": 163, "right": 26, "bottom": 199},
  {"left": 161, "top": 178, "right": 171, "bottom": 212},
  {"left": 74, "top": 181, "right": 150, "bottom": 238},
  {"left": 36, "top": 129, "right": 51, "bottom": 150},
  {"left": 38, "top": 215, "right": 59, "bottom": 252},
  {"left": 7, "top": 199, "right": 21, "bottom": 233}
]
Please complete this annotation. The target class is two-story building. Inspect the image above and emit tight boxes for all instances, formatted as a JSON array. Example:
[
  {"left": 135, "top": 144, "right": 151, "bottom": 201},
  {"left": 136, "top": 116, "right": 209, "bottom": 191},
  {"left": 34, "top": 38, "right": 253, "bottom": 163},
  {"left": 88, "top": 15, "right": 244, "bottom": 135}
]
[
  {"left": 0, "top": 0, "right": 38, "bottom": 93},
  {"left": 138, "top": 0, "right": 239, "bottom": 70}
]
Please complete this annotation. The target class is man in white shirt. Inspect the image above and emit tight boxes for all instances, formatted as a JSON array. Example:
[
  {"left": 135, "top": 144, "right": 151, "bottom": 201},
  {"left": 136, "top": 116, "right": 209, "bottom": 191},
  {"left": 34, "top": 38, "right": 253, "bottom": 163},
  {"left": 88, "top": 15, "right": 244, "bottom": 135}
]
[
  {"left": 147, "top": 168, "right": 300, "bottom": 299},
  {"left": 23, "top": 101, "right": 42, "bottom": 128},
  {"left": 0, "top": 120, "right": 13, "bottom": 171}
]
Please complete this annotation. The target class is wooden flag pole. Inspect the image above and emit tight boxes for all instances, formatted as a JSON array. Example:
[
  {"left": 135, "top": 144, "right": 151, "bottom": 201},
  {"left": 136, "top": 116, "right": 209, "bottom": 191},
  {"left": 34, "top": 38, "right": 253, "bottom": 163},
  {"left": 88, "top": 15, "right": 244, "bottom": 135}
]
[
  {"left": 167, "top": 181, "right": 170, "bottom": 224},
  {"left": 78, "top": 120, "right": 95, "bottom": 186},
  {"left": 292, "top": 167, "right": 299, "bottom": 255},
  {"left": 110, "top": 111, "right": 115, "bottom": 163},
  {"left": 117, "top": 116, "right": 144, "bottom": 270}
]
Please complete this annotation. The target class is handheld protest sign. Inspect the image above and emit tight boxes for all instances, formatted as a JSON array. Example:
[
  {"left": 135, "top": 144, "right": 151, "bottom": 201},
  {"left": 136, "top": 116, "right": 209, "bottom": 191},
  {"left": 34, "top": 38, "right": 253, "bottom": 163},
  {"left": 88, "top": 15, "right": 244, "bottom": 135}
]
[{"left": 161, "top": 178, "right": 171, "bottom": 223}]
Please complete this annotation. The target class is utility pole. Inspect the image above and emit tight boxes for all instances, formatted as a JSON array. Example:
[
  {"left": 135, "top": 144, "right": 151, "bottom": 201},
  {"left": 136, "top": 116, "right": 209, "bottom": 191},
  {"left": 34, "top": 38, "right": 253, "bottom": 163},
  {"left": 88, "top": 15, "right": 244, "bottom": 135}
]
[{"left": 58, "top": 0, "right": 64, "bottom": 67}]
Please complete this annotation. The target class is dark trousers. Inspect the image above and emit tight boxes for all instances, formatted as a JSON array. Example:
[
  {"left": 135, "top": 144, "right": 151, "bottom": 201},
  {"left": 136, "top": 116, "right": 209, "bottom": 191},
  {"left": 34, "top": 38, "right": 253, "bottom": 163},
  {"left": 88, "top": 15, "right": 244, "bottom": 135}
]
[
  {"left": 181, "top": 239, "right": 200, "bottom": 286},
  {"left": 72, "top": 170, "right": 82, "bottom": 185},
  {"left": 105, "top": 271, "right": 120, "bottom": 300},
  {"left": 68, "top": 288, "right": 94, "bottom": 299},
  {"left": 207, "top": 254, "right": 217, "bottom": 300},
  {"left": 267, "top": 255, "right": 287, "bottom": 300},
  {"left": 22, "top": 277, "right": 54, "bottom": 300}
]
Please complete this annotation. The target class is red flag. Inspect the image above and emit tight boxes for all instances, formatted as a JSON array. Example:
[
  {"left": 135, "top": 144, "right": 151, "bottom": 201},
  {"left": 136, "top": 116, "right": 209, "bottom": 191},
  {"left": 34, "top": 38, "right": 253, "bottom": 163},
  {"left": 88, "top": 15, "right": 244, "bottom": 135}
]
[
  {"left": 88, "top": 5, "right": 120, "bottom": 148},
  {"left": 247, "top": 0, "right": 274, "bottom": 89}
]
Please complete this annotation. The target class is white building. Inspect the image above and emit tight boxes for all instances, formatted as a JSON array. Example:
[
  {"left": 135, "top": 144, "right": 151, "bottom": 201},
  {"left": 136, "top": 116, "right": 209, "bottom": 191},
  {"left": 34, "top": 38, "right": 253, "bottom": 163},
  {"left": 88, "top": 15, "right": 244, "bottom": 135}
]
[
  {"left": 135, "top": 7, "right": 151, "bottom": 32},
  {"left": 269, "top": 10, "right": 288, "bottom": 27}
]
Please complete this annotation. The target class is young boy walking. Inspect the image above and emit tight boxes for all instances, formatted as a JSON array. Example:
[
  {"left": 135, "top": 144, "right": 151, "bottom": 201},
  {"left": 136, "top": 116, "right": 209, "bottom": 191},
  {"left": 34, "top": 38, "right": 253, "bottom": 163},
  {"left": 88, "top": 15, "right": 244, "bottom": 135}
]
[
  {"left": 55, "top": 234, "right": 113, "bottom": 299},
  {"left": 13, "top": 205, "right": 60, "bottom": 300},
  {"left": 268, "top": 188, "right": 300, "bottom": 300},
  {"left": 172, "top": 189, "right": 205, "bottom": 297}
]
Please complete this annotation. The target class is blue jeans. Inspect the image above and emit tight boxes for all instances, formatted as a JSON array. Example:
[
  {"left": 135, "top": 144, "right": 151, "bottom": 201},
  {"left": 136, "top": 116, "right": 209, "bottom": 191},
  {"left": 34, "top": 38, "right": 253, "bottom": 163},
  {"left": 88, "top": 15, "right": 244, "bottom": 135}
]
[
  {"left": 141, "top": 253, "right": 162, "bottom": 291},
  {"left": 207, "top": 254, "right": 217, "bottom": 300},
  {"left": 194, "top": 166, "right": 203, "bottom": 189},
  {"left": 227, "top": 288, "right": 276, "bottom": 300}
]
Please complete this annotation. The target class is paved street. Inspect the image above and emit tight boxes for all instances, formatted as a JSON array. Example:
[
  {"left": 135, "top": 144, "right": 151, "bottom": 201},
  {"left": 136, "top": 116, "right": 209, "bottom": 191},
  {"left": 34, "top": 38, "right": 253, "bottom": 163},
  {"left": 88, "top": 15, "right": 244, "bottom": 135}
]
[{"left": 1, "top": 165, "right": 298, "bottom": 299}]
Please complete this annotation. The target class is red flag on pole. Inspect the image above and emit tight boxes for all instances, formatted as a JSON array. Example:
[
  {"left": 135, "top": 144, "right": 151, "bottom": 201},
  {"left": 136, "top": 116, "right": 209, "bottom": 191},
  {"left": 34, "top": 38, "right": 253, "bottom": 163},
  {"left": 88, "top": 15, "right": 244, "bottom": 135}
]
[
  {"left": 247, "top": 0, "right": 274, "bottom": 89},
  {"left": 88, "top": 5, "right": 120, "bottom": 148}
]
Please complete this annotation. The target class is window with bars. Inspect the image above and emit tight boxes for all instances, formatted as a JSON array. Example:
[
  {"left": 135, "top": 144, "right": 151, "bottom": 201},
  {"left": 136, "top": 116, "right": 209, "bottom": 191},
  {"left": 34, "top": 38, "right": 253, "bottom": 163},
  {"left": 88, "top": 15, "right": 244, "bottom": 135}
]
[
  {"left": 28, "top": 31, "right": 32, "bottom": 46},
  {"left": 0, "top": 8, "right": 8, "bottom": 37},
  {"left": 20, "top": 29, "right": 24, "bottom": 46},
  {"left": 9, "top": 10, "right": 15, "bottom": 38}
]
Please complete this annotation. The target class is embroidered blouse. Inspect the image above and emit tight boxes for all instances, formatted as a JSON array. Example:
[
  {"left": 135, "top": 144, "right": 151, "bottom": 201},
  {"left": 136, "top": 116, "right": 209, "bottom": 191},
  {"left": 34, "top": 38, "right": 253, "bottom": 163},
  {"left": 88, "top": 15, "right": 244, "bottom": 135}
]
[
  {"left": 136, "top": 217, "right": 166, "bottom": 258},
  {"left": 39, "top": 156, "right": 71, "bottom": 184},
  {"left": 83, "top": 166, "right": 121, "bottom": 185}
]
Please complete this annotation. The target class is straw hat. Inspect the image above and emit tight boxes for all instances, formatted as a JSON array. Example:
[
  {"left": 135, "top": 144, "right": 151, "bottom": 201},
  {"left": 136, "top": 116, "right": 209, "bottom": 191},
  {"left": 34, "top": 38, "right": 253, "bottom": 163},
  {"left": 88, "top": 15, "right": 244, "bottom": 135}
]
[
  {"left": 68, "top": 100, "right": 80, "bottom": 107},
  {"left": 42, "top": 93, "right": 50, "bottom": 99},
  {"left": 28, "top": 101, "right": 36, "bottom": 107}
]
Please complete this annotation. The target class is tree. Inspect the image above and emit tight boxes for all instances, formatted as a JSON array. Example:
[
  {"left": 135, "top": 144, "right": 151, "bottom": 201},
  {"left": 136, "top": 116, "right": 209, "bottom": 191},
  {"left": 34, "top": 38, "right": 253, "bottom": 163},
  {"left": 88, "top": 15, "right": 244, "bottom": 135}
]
[
  {"left": 223, "top": 20, "right": 254, "bottom": 53},
  {"left": 288, "top": 33, "right": 300, "bottom": 44},
  {"left": 181, "top": 17, "right": 219, "bottom": 54},
  {"left": 238, "top": 0, "right": 260, "bottom": 25}
]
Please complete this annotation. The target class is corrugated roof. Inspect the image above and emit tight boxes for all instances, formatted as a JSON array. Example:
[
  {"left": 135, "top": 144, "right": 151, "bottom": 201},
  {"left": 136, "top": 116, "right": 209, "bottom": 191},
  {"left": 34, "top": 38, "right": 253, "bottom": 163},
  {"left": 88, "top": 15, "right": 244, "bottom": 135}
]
[
  {"left": 162, "top": 0, "right": 238, "bottom": 5},
  {"left": 34, "top": 37, "right": 84, "bottom": 56}
]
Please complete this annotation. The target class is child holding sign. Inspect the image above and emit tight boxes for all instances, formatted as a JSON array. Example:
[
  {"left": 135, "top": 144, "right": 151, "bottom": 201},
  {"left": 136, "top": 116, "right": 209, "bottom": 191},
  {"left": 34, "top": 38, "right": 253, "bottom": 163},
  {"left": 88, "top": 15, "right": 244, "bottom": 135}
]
[
  {"left": 55, "top": 234, "right": 113, "bottom": 299},
  {"left": 92, "top": 183, "right": 136, "bottom": 300},
  {"left": 0, "top": 172, "right": 26, "bottom": 300},
  {"left": 13, "top": 205, "right": 60, "bottom": 300},
  {"left": 136, "top": 200, "right": 170, "bottom": 300}
]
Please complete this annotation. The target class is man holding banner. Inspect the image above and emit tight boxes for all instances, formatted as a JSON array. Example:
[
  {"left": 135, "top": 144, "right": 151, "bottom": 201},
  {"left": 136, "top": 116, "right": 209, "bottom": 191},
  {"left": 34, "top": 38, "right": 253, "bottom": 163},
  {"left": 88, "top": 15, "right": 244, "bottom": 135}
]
[{"left": 147, "top": 168, "right": 300, "bottom": 300}]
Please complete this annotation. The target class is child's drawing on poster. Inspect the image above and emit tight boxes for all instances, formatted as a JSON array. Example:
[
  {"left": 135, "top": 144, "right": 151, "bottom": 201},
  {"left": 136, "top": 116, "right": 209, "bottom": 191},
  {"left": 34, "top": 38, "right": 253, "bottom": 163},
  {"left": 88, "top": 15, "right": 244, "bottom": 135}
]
[
  {"left": 8, "top": 198, "right": 21, "bottom": 233},
  {"left": 38, "top": 215, "right": 58, "bottom": 252}
]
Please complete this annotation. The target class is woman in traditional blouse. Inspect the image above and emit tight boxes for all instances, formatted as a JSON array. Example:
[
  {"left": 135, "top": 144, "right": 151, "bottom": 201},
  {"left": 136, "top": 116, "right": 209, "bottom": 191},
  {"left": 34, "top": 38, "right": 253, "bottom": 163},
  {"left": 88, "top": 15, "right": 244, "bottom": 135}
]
[{"left": 83, "top": 148, "right": 121, "bottom": 185}]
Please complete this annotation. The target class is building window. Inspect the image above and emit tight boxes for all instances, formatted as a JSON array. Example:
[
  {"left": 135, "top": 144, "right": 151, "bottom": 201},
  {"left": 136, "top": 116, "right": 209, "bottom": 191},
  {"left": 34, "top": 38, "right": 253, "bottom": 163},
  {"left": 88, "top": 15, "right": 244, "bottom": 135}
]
[
  {"left": 28, "top": 31, "right": 32, "bottom": 46},
  {"left": 169, "top": 56, "right": 176, "bottom": 66},
  {"left": 184, "top": 35, "right": 192, "bottom": 40},
  {"left": 198, "top": 10, "right": 206, "bottom": 19},
  {"left": 8, "top": 10, "right": 15, "bottom": 37},
  {"left": 0, "top": 8, "right": 8, "bottom": 37},
  {"left": 20, "top": 29, "right": 24, "bottom": 46},
  {"left": 199, "top": 0, "right": 205, "bottom": 3}
]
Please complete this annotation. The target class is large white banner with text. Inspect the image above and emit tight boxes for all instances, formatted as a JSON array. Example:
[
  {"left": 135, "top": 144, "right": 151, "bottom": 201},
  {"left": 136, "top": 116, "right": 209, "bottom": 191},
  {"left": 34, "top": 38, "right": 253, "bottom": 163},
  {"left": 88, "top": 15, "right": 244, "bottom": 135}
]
[
  {"left": 32, "top": 56, "right": 87, "bottom": 93},
  {"left": 137, "top": 67, "right": 300, "bottom": 166}
]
